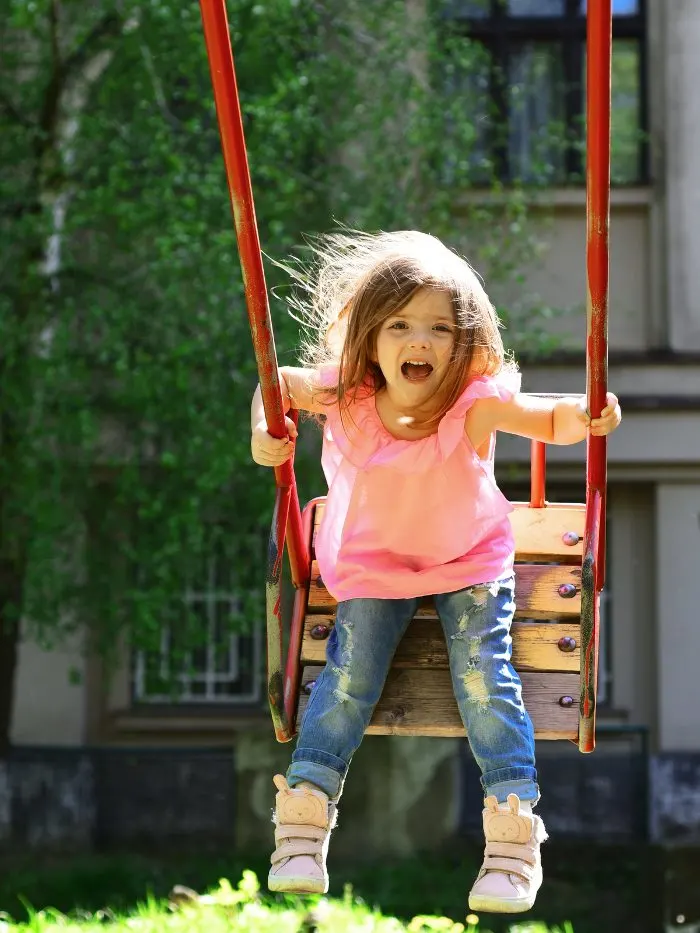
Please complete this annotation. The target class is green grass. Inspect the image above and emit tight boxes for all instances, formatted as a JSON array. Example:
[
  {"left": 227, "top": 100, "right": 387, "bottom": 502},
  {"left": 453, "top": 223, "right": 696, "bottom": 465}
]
[
  {"left": 0, "top": 844, "right": 656, "bottom": 932},
  {"left": 0, "top": 870, "right": 570, "bottom": 932}
]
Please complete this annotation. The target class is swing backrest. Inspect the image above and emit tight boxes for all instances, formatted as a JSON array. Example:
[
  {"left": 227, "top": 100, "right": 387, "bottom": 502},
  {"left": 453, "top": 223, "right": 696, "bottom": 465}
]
[{"left": 297, "top": 499, "right": 588, "bottom": 740}]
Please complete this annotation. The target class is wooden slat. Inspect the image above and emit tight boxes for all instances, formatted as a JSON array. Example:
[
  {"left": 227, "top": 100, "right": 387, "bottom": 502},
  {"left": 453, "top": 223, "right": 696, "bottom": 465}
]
[
  {"left": 509, "top": 504, "right": 585, "bottom": 562},
  {"left": 301, "top": 618, "right": 580, "bottom": 672},
  {"left": 312, "top": 501, "right": 585, "bottom": 563},
  {"left": 308, "top": 561, "right": 582, "bottom": 618},
  {"left": 298, "top": 666, "right": 579, "bottom": 740}
]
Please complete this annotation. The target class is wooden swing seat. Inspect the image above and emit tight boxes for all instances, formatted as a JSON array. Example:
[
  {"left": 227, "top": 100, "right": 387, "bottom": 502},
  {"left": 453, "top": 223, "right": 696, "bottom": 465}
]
[{"left": 296, "top": 499, "right": 587, "bottom": 740}]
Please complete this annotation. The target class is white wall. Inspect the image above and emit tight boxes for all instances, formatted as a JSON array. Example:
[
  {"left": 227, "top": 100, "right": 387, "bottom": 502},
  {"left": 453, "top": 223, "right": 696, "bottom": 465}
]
[
  {"left": 482, "top": 199, "right": 652, "bottom": 354},
  {"left": 523, "top": 203, "right": 651, "bottom": 353},
  {"left": 665, "top": 1, "right": 700, "bottom": 351},
  {"left": 11, "top": 631, "right": 86, "bottom": 746},
  {"left": 607, "top": 486, "right": 656, "bottom": 729},
  {"left": 496, "top": 409, "right": 700, "bottom": 469},
  {"left": 656, "top": 484, "right": 700, "bottom": 750}
]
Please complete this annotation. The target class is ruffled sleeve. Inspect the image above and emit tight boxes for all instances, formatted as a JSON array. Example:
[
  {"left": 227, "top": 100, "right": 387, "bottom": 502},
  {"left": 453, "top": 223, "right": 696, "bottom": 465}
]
[
  {"left": 437, "top": 368, "right": 522, "bottom": 461},
  {"left": 322, "top": 368, "right": 521, "bottom": 475}
]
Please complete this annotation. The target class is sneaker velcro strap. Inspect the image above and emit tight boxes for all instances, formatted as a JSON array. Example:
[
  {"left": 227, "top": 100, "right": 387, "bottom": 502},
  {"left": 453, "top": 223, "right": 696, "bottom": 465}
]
[
  {"left": 485, "top": 840, "right": 537, "bottom": 865},
  {"left": 483, "top": 856, "right": 535, "bottom": 882},
  {"left": 271, "top": 839, "right": 324, "bottom": 864},
  {"left": 275, "top": 823, "right": 327, "bottom": 845}
]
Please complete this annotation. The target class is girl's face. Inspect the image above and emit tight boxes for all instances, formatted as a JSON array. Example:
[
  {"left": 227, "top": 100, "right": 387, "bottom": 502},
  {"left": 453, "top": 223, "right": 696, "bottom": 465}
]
[{"left": 372, "top": 288, "right": 455, "bottom": 407}]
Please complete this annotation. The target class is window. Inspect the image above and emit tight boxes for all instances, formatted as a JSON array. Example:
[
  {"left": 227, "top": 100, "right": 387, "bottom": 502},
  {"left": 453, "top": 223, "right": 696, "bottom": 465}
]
[
  {"left": 132, "top": 531, "right": 264, "bottom": 705},
  {"left": 441, "top": 0, "right": 647, "bottom": 185}
]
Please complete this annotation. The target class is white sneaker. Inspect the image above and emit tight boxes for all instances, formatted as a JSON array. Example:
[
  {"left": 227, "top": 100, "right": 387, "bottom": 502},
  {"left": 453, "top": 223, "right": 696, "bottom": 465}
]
[
  {"left": 268, "top": 775, "right": 337, "bottom": 894},
  {"left": 468, "top": 793, "right": 548, "bottom": 914}
]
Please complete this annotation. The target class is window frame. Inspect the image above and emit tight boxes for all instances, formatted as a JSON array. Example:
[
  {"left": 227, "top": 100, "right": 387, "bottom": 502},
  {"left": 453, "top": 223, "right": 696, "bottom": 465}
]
[
  {"left": 442, "top": 0, "right": 648, "bottom": 185},
  {"left": 131, "top": 529, "right": 266, "bottom": 708}
]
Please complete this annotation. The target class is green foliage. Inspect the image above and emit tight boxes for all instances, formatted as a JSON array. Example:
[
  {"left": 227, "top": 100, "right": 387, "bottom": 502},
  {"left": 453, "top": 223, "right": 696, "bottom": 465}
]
[
  {"left": 1, "top": 0, "right": 321, "bottom": 664},
  {"left": 0, "top": 0, "right": 556, "bottom": 690},
  {"left": 0, "top": 869, "right": 566, "bottom": 932}
]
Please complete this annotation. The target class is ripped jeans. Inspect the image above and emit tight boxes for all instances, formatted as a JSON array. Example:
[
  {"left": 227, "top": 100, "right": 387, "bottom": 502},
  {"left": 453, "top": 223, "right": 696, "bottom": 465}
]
[{"left": 287, "top": 576, "right": 539, "bottom": 804}]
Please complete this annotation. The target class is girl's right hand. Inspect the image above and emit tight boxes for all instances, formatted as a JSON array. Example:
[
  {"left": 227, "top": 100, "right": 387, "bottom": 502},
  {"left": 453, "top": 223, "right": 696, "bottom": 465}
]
[{"left": 251, "top": 417, "right": 298, "bottom": 467}]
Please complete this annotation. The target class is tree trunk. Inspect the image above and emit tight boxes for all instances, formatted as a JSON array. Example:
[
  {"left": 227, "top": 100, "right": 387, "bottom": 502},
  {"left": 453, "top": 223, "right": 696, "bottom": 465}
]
[
  {"left": 0, "top": 565, "right": 24, "bottom": 757},
  {"left": 0, "top": 385, "right": 31, "bottom": 757}
]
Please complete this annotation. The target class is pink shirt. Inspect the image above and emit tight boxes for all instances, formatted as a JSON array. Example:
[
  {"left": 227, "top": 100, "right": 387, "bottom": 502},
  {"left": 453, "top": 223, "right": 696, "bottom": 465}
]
[{"left": 315, "top": 370, "right": 521, "bottom": 601}]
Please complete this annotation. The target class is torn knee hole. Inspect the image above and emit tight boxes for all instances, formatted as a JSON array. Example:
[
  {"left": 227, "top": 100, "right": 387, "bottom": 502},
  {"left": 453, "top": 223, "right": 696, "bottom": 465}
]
[
  {"left": 466, "top": 580, "right": 500, "bottom": 606},
  {"left": 330, "top": 665, "right": 352, "bottom": 701},
  {"left": 462, "top": 668, "right": 491, "bottom": 711}
]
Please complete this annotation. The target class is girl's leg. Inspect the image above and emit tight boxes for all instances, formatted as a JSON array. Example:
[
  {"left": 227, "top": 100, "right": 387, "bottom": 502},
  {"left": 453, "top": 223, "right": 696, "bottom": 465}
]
[
  {"left": 287, "top": 595, "right": 418, "bottom": 799},
  {"left": 434, "top": 578, "right": 546, "bottom": 913},
  {"left": 269, "top": 595, "right": 416, "bottom": 894},
  {"left": 434, "top": 577, "right": 538, "bottom": 803}
]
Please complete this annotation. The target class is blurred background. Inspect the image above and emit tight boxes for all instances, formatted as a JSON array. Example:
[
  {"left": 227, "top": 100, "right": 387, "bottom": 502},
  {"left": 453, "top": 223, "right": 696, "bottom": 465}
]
[{"left": 0, "top": 1, "right": 698, "bottom": 931}]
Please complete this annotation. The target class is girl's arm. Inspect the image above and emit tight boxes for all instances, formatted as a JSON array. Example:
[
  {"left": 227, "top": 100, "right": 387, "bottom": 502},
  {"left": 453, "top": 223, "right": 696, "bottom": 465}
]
[
  {"left": 251, "top": 366, "right": 328, "bottom": 422},
  {"left": 465, "top": 392, "right": 621, "bottom": 449},
  {"left": 250, "top": 366, "right": 327, "bottom": 468}
]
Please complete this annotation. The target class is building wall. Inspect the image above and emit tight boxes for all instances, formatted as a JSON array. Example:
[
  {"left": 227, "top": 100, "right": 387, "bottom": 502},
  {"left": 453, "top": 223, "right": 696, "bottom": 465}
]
[
  {"left": 665, "top": 0, "right": 700, "bottom": 353},
  {"left": 656, "top": 484, "right": 700, "bottom": 751},
  {"left": 11, "top": 631, "right": 86, "bottom": 747},
  {"left": 492, "top": 197, "right": 652, "bottom": 353},
  {"left": 607, "top": 485, "right": 657, "bottom": 730}
]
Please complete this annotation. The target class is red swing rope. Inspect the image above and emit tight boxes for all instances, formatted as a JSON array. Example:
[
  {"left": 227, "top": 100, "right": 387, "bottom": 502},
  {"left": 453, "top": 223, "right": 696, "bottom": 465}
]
[
  {"left": 199, "top": 0, "right": 308, "bottom": 742},
  {"left": 579, "top": 0, "right": 611, "bottom": 753},
  {"left": 526, "top": 0, "right": 610, "bottom": 753},
  {"left": 198, "top": 0, "right": 610, "bottom": 750}
]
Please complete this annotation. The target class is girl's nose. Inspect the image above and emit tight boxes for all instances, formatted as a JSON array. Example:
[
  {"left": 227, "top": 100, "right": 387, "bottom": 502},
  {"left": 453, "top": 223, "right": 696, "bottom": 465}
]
[{"left": 408, "top": 331, "right": 431, "bottom": 348}]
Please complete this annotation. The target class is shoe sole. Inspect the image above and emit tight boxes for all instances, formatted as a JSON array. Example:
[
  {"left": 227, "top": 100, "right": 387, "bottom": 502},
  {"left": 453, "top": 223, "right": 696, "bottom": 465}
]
[
  {"left": 268, "top": 874, "right": 328, "bottom": 895},
  {"left": 468, "top": 893, "right": 536, "bottom": 914}
]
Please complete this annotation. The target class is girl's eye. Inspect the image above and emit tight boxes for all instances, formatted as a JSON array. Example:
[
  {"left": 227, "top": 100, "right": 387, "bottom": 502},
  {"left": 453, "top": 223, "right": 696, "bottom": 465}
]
[
  {"left": 388, "top": 321, "right": 407, "bottom": 330},
  {"left": 434, "top": 324, "right": 452, "bottom": 333}
]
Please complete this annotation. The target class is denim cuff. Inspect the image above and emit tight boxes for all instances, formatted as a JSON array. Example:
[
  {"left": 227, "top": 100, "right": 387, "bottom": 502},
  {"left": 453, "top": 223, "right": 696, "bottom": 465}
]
[
  {"left": 288, "top": 747, "right": 347, "bottom": 799},
  {"left": 482, "top": 778, "right": 540, "bottom": 804},
  {"left": 481, "top": 767, "right": 539, "bottom": 804}
]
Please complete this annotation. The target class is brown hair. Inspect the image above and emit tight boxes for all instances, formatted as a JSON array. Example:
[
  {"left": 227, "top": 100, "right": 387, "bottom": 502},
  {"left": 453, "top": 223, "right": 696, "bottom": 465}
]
[{"left": 283, "top": 229, "right": 516, "bottom": 428}]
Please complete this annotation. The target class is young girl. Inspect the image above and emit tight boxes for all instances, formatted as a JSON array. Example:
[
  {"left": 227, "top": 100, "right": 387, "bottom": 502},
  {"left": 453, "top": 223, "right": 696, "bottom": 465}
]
[{"left": 250, "top": 230, "right": 621, "bottom": 914}]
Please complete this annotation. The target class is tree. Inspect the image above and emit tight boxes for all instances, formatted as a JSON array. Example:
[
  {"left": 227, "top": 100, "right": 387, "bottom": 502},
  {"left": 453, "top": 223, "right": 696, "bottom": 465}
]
[{"left": 0, "top": 0, "right": 551, "bottom": 750}]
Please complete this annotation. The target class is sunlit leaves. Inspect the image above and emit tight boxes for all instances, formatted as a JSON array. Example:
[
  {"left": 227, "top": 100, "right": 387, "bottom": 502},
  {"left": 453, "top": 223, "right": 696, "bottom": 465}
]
[{"left": 1, "top": 0, "right": 551, "bottom": 665}]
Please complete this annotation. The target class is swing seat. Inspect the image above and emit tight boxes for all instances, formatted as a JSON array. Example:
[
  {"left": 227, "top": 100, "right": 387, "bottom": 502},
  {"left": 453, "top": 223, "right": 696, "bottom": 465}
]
[{"left": 295, "top": 498, "right": 592, "bottom": 741}]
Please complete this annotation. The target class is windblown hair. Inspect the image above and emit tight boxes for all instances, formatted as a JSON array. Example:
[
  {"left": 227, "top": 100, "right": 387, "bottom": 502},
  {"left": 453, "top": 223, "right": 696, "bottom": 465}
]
[{"left": 282, "top": 229, "right": 516, "bottom": 428}]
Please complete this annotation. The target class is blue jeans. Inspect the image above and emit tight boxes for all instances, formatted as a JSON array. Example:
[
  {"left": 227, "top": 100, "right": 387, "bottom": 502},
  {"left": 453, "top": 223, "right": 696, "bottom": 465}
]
[{"left": 287, "top": 576, "right": 539, "bottom": 804}]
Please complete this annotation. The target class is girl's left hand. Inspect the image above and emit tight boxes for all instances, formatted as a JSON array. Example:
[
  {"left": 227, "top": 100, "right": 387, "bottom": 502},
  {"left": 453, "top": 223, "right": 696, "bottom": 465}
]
[{"left": 577, "top": 392, "right": 622, "bottom": 436}]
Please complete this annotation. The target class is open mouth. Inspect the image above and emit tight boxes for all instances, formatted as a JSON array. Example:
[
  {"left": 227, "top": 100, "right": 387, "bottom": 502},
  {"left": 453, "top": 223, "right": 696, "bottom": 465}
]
[{"left": 401, "top": 360, "right": 434, "bottom": 382}]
